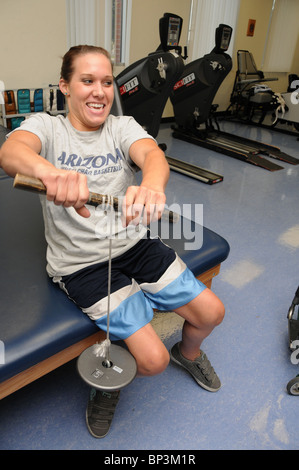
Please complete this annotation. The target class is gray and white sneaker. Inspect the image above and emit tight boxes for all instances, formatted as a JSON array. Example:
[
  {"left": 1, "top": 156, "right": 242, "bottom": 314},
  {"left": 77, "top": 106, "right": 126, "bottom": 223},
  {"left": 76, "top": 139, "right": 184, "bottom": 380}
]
[{"left": 170, "top": 342, "right": 221, "bottom": 392}]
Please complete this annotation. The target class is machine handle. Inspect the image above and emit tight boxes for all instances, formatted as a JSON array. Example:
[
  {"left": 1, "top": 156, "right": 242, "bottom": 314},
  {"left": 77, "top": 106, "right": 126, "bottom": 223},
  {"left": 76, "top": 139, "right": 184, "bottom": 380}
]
[
  {"left": 14, "top": 173, "right": 119, "bottom": 210},
  {"left": 13, "top": 174, "right": 178, "bottom": 222}
]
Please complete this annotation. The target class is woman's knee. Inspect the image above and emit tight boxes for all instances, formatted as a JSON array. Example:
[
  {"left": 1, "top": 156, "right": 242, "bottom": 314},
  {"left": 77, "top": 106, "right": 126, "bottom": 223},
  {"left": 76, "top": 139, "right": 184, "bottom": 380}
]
[
  {"left": 212, "top": 298, "right": 225, "bottom": 326},
  {"left": 124, "top": 324, "right": 170, "bottom": 377},
  {"left": 136, "top": 345, "right": 170, "bottom": 376},
  {"left": 175, "top": 289, "right": 225, "bottom": 329},
  {"left": 200, "top": 296, "right": 225, "bottom": 329}
]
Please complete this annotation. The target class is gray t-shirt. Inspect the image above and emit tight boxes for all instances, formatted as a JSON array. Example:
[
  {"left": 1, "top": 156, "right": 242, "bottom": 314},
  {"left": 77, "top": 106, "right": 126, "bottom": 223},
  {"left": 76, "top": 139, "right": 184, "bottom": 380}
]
[{"left": 17, "top": 113, "right": 155, "bottom": 277}]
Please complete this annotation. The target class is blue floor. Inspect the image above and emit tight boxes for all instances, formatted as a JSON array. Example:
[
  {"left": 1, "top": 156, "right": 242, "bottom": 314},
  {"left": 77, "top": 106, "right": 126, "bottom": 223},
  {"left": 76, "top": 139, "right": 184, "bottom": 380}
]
[{"left": 1, "top": 120, "right": 299, "bottom": 450}]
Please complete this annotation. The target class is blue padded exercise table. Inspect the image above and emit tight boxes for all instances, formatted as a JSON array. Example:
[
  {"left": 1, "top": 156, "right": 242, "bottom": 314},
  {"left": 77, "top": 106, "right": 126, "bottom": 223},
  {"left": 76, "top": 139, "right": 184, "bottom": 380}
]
[{"left": 0, "top": 176, "right": 229, "bottom": 399}]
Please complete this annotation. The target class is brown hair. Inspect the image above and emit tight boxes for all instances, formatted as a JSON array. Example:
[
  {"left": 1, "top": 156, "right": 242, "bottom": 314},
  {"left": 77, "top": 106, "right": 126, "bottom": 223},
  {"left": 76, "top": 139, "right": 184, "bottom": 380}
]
[{"left": 60, "top": 45, "right": 113, "bottom": 82}]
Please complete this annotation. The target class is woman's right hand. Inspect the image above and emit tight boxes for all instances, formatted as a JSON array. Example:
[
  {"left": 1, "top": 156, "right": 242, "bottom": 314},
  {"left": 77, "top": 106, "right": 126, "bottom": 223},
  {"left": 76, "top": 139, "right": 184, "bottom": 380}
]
[
  {"left": 40, "top": 169, "right": 91, "bottom": 218},
  {"left": 0, "top": 130, "right": 91, "bottom": 218}
]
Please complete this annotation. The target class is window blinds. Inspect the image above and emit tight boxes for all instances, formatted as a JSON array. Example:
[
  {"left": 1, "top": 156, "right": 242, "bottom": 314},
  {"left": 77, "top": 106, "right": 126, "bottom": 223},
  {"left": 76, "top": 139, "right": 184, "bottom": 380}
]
[{"left": 188, "top": 0, "right": 240, "bottom": 62}]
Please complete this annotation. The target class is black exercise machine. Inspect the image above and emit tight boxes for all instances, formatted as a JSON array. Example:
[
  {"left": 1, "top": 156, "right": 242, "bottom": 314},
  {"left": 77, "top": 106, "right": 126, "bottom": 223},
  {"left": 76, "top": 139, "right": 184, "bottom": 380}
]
[
  {"left": 116, "top": 13, "right": 224, "bottom": 185},
  {"left": 287, "top": 286, "right": 299, "bottom": 396},
  {"left": 227, "top": 59, "right": 299, "bottom": 138},
  {"left": 227, "top": 49, "right": 279, "bottom": 125},
  {"left": 170, "top": 25, "right": 299, "bottom": 171},
  {"left": 116, "top": 13, "right": 184, "bottom": 139}
]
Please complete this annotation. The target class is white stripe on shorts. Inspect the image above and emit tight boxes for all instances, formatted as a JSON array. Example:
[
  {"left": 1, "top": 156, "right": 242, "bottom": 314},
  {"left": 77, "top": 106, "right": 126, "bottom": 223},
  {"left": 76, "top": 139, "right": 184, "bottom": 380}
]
[
  {"left": 83, "top": 278, "right": 140, "bottom": 321},
  {"left": 139, "top": 254, "right": 187, "bottom": 294}
]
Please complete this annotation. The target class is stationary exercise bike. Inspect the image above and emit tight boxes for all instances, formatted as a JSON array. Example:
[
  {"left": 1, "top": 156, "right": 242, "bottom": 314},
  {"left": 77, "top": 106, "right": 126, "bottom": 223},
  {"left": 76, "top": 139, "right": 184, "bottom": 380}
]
[
  {"left": 171, "top": 24, "right": 233, "bottom": 132},
  {"left": 170, "top": 24, "right": 298, "bottom": 171},
  {"left": 287, "top": 286, "right": 299, "bottom": 396},
  {"left": 116, "top": 12, "right": 185, "bottom": 139},
  {"left": 116, "top": 13, "right": 224, "bottom": 184}
]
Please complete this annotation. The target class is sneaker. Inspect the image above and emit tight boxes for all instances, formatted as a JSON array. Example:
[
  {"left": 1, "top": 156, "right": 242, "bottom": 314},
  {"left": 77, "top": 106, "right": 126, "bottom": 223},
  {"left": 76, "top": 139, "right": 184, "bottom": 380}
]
[
  {"left": 86, "top": 388, "right": 120, "bottom": 438},
  {"left": 170, "top": 342, "right": 221, "bottom": 392}
]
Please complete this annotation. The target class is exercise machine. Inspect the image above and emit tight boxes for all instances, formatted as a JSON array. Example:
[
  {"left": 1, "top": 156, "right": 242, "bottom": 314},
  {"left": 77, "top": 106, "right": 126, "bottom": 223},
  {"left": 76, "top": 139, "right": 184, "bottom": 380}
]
[
  {"left": 116, "top": 13, "right": 224, "bottom": 185},
  {"left": 116, "top": 13, "right": 184, "bottom": 139},
  {"left": 287, "top": 286, "right": 299, "bottom": 396},
  {"left": 272, "top": 75, "right": 299, "bottom": 136},
  {"left": 170, "top": 25, "right": 299, "bottom": 171},
  {"left": 227, "top": 49, "right": 279, "bottom": 125},
  {"left": 227, "top": 56, "right": 299, "bottom": 137}
]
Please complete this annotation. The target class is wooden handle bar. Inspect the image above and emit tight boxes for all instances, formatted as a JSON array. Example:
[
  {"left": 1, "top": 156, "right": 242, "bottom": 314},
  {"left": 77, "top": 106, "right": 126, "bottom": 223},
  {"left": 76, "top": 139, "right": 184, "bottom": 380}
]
[
  {"left": 13, "top": 174, "right": 178, "bottom": 222},
  {"left": 13, "top": 174, "right": 119, "bottom": 210}
]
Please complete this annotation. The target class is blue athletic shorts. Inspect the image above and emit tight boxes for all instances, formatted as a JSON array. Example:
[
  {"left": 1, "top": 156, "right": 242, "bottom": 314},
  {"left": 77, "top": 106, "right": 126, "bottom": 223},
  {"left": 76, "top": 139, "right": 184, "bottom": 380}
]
[{"left": 54, "top": 235, "right": 206, "bottom": 340}]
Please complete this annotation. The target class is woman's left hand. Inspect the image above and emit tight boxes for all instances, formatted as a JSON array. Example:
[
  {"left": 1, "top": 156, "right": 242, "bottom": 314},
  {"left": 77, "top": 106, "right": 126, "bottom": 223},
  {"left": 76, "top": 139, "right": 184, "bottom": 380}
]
[{"left": 122, "top": 185, "right": 166, "bottom": 227}]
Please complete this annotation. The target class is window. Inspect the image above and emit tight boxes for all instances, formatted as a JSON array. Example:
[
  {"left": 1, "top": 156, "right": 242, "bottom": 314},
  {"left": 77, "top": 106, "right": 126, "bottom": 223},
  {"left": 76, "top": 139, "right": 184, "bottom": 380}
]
[
  {"left": 65, "top": 0, "right": 131, "bottom": 66},
  {"left": 109, "top": 0, "right": 132, "bottom": 65},
  {"left": 187, "top": 0, "right": 240, "bottom": 62}
]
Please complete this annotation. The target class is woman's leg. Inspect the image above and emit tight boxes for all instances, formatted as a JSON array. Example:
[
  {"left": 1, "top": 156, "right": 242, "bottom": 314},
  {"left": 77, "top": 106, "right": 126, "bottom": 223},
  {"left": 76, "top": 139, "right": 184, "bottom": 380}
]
[
  {"left": 173, "top": 288, "right": 225, "bottom": 360},
  {"left": 169, "top": 288, "right": 225, "bottom": 392},
  {"left": 124, "top": 322, "right": 170, "bottom": 376},
  {"left": 124, "top": 287, "right": 225, "bottom": 377}
]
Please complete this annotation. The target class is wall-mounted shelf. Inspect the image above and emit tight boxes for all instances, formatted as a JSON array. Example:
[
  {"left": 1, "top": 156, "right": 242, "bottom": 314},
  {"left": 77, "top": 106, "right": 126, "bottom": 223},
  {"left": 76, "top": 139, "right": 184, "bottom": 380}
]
[{"left": 1, "top": 86, "right": 66, "bottom": 128}]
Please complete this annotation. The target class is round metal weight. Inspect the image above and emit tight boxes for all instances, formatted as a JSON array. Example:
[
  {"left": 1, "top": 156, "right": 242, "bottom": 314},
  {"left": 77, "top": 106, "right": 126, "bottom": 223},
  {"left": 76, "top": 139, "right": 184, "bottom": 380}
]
[{"left": 77, "top": 343, "right": 137, "bottom": 391}]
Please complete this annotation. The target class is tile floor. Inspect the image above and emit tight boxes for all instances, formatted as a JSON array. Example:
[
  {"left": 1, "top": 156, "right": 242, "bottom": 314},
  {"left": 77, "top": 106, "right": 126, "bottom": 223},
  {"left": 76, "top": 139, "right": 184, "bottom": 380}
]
[{"left": 1, "top": 119, "right": 299, "bottom": 450}]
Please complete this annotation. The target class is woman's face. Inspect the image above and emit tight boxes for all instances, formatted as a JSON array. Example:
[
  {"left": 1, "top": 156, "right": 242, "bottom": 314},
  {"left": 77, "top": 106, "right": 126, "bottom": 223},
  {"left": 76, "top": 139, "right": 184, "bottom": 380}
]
[{"left": 60, "top": 53, "right": 114, "bottom": 132}]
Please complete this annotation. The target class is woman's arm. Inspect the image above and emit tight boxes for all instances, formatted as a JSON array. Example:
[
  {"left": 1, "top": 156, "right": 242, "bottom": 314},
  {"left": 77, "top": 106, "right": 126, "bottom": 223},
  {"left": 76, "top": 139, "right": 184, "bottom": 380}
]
[
  {"left": 0, "top": 131, "right": 90, "bottom": 217},
  {"left": 0, "top": 130, "right": 47, "bottom": 177},
  {"left": 123, "top": 138, "right": 170, "bottom": 226}
]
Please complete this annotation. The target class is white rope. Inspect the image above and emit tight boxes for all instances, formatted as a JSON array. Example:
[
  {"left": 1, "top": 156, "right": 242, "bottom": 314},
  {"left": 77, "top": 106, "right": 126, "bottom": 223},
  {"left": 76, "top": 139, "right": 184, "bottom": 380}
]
[
  {"left": 272, "top": 92, "right": 286, "bottom": 125},
  {"left": 93, "top": 200, "right": 114, "bottom": 364},
  {"left": 94, "top": 338, "right": 111, "bottom": 358}
]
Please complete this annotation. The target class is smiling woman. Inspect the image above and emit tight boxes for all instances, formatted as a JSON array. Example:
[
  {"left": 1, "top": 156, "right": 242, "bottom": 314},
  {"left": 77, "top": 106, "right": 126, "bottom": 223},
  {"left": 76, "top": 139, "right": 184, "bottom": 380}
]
[
  {"left": 59, "top": 46, "right": 115, "bottom": 132},
  {"left": 0, "top": 42, "right": 225, "bottom": 439}
]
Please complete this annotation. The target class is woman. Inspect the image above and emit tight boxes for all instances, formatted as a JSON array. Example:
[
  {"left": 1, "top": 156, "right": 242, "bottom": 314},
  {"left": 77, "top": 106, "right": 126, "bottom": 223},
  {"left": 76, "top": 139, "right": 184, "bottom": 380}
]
[{"left": 0, "top": 45, "right": 225, "bottom": 438}]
